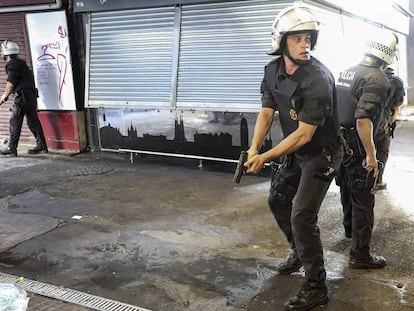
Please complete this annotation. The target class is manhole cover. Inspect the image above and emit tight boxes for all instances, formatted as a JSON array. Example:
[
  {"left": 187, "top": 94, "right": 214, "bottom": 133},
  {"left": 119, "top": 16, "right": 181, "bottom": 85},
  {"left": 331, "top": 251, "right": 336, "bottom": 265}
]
[{"left": 66, "top": 164, "right": 114, "bottom": 176}]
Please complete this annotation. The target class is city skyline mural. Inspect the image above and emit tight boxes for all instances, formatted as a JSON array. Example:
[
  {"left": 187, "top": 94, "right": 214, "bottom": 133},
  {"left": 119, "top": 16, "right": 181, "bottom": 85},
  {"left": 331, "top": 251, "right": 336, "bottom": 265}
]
[{"left": 99, "top": 109, "right": 281, "bottom": 160}]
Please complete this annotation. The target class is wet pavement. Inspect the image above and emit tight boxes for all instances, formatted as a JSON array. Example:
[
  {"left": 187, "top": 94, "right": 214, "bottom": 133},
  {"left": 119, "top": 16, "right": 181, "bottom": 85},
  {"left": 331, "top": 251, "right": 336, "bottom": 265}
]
[{"left": 0, "top": 108, "right": 414, "bottom": 311}]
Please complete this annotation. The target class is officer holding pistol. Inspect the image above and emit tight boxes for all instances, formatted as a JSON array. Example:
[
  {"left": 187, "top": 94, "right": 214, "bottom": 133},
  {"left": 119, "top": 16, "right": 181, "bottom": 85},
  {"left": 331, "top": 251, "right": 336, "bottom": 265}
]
[
  {"left": 335, "top": 30, "right": 399, "bottom": 268},
  {"left": 0, "top": 40, "right": 47, "bottom": 156},
  {"left": 245, "top": 5, "right": 343, "bottom": 310}
]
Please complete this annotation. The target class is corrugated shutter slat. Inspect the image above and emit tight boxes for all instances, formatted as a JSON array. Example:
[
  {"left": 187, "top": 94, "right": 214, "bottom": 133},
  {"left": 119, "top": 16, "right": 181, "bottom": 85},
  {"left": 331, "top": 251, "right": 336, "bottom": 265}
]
[
  {"left": 176, "top": 0, "right": 291, "bottom": 112},
  {"left": 87, "top": 7, "right": 176, "bottom": 108}
]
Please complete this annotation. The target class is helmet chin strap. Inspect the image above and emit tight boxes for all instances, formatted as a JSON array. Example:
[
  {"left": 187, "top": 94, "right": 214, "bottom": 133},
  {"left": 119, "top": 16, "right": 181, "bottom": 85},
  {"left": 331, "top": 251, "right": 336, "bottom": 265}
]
[{"left": 285, "top": 52, "right": 311, "bottom": 66}]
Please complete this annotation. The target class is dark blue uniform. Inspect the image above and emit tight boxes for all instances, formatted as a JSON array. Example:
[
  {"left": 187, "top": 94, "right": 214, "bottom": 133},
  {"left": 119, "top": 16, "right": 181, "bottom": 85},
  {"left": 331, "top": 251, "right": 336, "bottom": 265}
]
[
  {"left": 261, "top": 56, "right": 343, "bottom": 288},
  {"left": 336, "top": 64, "right": 389, "bottom": 260},
  {"left": 5, "top": 57, "right": 47, "bottom": 152}
]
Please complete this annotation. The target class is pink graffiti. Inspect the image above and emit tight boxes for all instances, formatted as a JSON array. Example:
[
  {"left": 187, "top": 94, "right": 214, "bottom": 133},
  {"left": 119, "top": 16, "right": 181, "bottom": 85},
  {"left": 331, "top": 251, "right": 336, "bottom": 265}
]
[{"left": 37, "top": 24, "right": 69, "bottom": 105}]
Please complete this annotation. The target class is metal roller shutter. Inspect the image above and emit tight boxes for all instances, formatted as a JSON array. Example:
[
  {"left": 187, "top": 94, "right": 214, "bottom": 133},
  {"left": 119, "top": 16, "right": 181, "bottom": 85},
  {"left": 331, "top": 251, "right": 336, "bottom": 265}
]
[
  {"left": 176, "top": 0, "right": 291, "bottom": 112},
  {"left": 87, "top": 6, "right": 176, "bottom": 109},
  {"left": 0, "top": 12, "right": 33, "bottom": 145}
]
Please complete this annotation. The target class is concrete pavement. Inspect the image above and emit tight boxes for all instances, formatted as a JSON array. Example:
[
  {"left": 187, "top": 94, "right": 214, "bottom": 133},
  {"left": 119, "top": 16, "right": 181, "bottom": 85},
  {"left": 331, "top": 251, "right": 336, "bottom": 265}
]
[{"left": 0, "top": 108, "right": 414, "bottom": 311}]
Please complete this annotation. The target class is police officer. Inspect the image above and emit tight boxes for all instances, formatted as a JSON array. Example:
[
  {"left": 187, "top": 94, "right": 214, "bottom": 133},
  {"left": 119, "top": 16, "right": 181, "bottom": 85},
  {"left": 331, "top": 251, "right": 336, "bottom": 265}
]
[
  {"left": 374, "top": 66, "right": 405, "bottom": 190},
  {"left": 245, "top": 5, "right": 343, "bottom": 310},
  {"left": 0, "top": 40, "right": 48, "bottom": 157},
  {"left": 336, "top": 30, "right": 398, "bottom": 268}
]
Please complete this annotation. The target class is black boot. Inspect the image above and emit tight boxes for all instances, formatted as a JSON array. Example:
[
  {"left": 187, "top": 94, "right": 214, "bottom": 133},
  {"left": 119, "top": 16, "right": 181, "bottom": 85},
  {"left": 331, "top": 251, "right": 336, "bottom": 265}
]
[
  {"left": 0, "top": 147, "right": 17, "bottom": 156},
  {"left": 276, "top": 251, "right": 302, "bottom": 275},
  {"left": 28, "top": 146, "right": 48, "bottom": 154},
  {"left": 349, "top": 254, "right": 386, "bottom": 269},
  {"left": 285, "top": 282, "right": 329, "bottom": 310}
]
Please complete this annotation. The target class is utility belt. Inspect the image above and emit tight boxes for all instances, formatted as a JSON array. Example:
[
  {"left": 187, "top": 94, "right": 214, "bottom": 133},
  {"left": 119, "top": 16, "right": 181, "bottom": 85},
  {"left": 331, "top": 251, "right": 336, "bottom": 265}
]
[
  {"left": 14, "top": 88, "right": 38, "bottom": 97},
  {"left": 270, "top": 139, "right": 340, "bottom": 172},
  {"left": 295, "top": 140, "right": 341, "bottom": 157},
  {"left": 269, "top": 153, "right": 294, "bottom": 178},
  {"left": 269, "top": 138, "right": 342, "bottom": 174},
  {"left": 14, "top": 88, "right": 38, "bottom": 104}
]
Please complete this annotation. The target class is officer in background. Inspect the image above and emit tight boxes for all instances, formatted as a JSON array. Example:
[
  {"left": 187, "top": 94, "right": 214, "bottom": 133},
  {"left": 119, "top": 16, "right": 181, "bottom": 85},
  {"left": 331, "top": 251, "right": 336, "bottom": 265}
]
[
  {"left": 374, "top": 66, "right": 405, "bottom": 190},
  {"left": 245, "top": 5, "right": 343, "bottom": 310},
  {"left": 0, "top": 40, "right": 48, "bottom": 156},
  {"left": 336, "top": 30, "right": 398, "bottom": 268}
]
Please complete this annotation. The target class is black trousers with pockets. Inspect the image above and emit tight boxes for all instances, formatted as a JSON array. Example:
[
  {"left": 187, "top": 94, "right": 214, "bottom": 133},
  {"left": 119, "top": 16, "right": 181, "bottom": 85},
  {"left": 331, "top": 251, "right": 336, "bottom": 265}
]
[
  {"left": 8, "top": 93, "right": 47, "bottom": 151},
  {"left": 268, "top": 146, "right": 343, "bottom": 287}
]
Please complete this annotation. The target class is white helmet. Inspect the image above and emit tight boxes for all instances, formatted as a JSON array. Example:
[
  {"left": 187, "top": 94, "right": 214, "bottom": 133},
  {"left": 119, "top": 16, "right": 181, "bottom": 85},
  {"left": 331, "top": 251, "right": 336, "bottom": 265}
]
[
  {"left": 1, "top": 40, "right": 19, "bottom": 56},
  {"left": 365, "top": 30, "right": 398, "bottom": 65},
  {"left": 268, "top": 5, "right": 320, "bottom": 55}
]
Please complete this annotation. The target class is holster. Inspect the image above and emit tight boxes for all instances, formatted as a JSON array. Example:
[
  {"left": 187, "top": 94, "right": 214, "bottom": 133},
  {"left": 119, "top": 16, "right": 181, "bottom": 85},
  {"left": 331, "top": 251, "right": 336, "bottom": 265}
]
[
  {"left": 343, "top": 127, "right": 365, "bottom": 157},
  {"left": 282, "top": 153, "right": 294, "bottom": 168}
]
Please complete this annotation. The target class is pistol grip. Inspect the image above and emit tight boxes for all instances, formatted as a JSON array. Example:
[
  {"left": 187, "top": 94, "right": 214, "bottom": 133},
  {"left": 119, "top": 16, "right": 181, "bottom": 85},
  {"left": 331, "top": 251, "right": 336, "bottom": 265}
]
[{"left": 233, "top": 151, "right": 248, "bottom": 183}]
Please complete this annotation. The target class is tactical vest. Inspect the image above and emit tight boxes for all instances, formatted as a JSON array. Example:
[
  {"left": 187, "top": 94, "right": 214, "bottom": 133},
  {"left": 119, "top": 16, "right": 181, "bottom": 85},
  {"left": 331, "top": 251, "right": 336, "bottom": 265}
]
[
  {"left": 336, "top": 64, "right": 388, "bottom": 135},
  {"left": 336, "top": 68, "right": 358, "bottom": 128},
  {"left": 264, "top": 57, "right": 339, "bottom": 154}
]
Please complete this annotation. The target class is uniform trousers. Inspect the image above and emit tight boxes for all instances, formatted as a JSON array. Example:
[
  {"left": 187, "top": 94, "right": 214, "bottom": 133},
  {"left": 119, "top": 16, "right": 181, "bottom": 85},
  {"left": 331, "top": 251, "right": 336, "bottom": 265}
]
[
  {"left": 337, "top": 154, "right": 376, "bottom": 260},
  {"left": 8, "top": 93, "right": 47, "bottom": 151},
  {"left": 268, "top": 147, "right": 343, "bottom": 287}
]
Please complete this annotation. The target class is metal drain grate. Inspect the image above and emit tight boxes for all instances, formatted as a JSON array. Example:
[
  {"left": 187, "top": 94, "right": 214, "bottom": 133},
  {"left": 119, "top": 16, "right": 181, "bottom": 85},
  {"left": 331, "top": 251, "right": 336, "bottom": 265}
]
[{"left": 0, "top": 272, "right": 152, "bottom": 311}]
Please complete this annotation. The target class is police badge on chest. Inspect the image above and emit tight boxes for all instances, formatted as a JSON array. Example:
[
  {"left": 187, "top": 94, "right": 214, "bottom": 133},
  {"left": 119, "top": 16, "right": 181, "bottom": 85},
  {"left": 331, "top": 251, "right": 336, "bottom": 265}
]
[
  {"left": 290, "top": 96, "right": 302, "bottom": 120},
  {"left": 289, "top": 108, "right": 298, "bottom": 120}
]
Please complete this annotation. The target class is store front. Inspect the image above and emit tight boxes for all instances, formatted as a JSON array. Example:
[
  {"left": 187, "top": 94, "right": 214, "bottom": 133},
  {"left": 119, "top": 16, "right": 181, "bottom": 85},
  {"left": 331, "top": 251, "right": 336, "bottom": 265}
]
[{"left": 74, "top": 0, "right": 410, "bottom": 160}]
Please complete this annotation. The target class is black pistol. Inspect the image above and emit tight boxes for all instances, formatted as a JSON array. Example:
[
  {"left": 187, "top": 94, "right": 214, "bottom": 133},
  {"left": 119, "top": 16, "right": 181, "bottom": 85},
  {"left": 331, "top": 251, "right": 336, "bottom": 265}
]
[
  {"left": 363, "top": 160, "right": 384, "bottom": 189},
  {"left": 233, "top": 151, "right": 248, "bottom": 183}
]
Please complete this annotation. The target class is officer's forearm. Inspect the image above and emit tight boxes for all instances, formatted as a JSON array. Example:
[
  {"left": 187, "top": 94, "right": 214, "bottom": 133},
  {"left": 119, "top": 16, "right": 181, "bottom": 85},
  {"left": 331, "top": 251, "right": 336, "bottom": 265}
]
[
  {"left": 249, "top": 108, "right": 274, "bottom": 153},
  {"left": 261, "top": 136, "right": 298, "bottom": 163},
  {"left": 356, "top": 118, "right": 375, "bottom": 159},
  {"left": 261, "top": 122, "right": 316, "bottom": 163},
  {"left": 390, "top": 106, "right": 401, "bottom": 124},
  {"left": 2, "top": 81, "right": 14, "bottom": 99}
]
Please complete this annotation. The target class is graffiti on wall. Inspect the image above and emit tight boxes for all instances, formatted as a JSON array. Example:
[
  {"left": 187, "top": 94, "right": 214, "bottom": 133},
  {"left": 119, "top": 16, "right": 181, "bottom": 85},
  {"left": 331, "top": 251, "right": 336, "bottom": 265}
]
[{"left": 26, "top": 11, "right": 76, "bottom": 110}]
